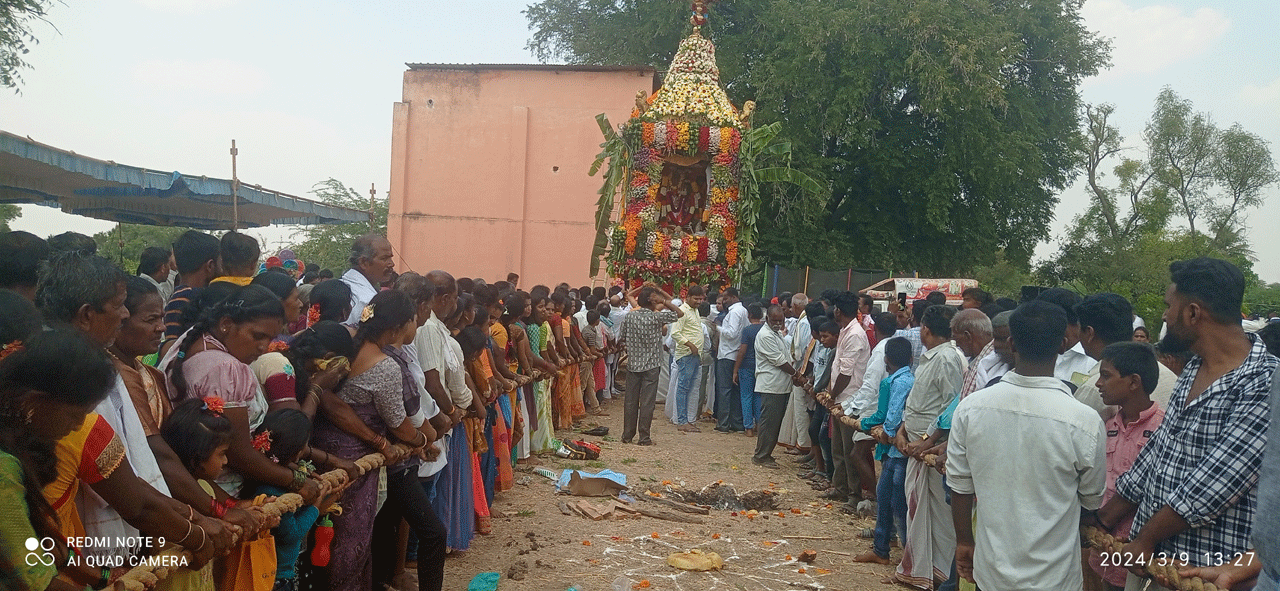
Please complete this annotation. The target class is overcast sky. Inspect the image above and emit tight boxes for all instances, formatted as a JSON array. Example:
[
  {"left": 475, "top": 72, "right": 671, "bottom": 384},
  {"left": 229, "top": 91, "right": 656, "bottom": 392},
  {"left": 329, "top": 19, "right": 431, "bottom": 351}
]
[{"left": 2, "top": 0, "right": 1277, "bottom": 282}]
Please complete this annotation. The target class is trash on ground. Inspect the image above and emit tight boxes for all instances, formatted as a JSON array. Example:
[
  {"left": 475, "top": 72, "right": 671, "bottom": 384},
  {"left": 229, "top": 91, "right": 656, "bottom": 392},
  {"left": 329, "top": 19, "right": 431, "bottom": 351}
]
[
  {"left": 556, "top": 469, "right": 627, "bottom": 496},
  {"left": 667, "top": 549, "right": 724, "bottom": 571},
  {"left": 556, "top": 439, "right": 603, "bottom": 460},
  {"left": 533, "top": 467, "right": 558, "bottom": 481},
  {"left": 651, "top": 481, "right": 780, "bottom": 511}
]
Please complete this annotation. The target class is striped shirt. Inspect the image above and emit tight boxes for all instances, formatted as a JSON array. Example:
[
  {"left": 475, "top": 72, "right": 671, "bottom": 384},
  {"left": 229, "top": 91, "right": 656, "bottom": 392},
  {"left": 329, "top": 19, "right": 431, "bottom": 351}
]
[{"left": 162, "top": 285, "right": 198, "bottom": 342}]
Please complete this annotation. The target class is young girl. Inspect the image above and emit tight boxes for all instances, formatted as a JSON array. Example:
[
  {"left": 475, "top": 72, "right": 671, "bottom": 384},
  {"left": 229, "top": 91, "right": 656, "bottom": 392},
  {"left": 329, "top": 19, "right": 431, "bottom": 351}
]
[
  {"left": 247, "top": 409, "right": 330, "bottom": 591},
  {"left": 161, "top": 398, "right": 233, "bottom": 499}
]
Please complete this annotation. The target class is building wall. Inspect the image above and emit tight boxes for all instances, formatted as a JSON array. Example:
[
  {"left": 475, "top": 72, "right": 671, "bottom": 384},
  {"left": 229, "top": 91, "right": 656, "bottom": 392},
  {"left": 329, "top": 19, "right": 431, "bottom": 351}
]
[{"left": 388, "top": 66, "right": 654, "bottom": 288}]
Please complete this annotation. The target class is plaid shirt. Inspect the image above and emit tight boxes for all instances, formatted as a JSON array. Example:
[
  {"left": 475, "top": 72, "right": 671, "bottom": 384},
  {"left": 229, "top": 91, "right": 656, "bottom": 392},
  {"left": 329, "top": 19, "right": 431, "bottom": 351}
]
[
  {"left": 961, "top": 340, "right": 995, "bottom": 399},
  {"left": 1115, "top": 335, "right": 1277, "bottom": 564},
  {"left": 621, "top": 308, "right": 679, "bottom": 373},
  {"left": 895, "top": 327, "right": 924, "bottom": 369}
]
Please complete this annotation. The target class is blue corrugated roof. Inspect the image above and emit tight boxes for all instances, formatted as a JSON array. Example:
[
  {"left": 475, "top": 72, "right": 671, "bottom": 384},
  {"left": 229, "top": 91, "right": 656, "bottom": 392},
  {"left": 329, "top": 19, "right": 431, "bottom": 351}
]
[{"left": 0, "top": 131, "right": 368, "bottom": 229}]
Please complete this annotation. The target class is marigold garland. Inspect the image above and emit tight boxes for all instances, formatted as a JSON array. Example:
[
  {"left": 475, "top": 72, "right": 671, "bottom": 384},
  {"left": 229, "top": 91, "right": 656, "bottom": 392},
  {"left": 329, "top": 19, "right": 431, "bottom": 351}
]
[{"left": 603, "top": 28, "right": 751, "bottom": 291}]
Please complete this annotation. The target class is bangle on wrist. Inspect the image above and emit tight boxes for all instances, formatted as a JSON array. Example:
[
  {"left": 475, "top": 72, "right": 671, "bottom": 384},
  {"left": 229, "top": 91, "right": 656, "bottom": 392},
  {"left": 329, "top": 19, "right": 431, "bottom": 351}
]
[
  {"left": 94, "top": 566, "right": 110, "bottom": 590},
  {"left": 177, "top": 519, "right": 195, "bottom": 546},
  {"left": 194, "top": 526, "right": 208, "bottom": 552}
]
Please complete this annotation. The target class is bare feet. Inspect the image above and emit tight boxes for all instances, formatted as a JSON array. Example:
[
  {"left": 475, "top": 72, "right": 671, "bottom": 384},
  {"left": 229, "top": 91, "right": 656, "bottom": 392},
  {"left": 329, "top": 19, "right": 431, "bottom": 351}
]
[{"left": 853, "top": 551, "right": 892, "bottom": 565}]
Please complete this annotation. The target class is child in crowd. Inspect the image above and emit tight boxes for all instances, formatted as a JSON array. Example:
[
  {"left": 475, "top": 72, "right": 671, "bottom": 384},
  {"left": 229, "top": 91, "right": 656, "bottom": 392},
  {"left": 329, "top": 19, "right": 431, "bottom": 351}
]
[
  {"left": 248, "top": 409, "right": 341, "bottom": 591},
  {"left": 1087, "top": 341, "right": 1165, "bottom": 591},
  {"left": 854, "top": 337, "right": 914, "bottom": 565},
  {"left": 161, "top": 398, "right": 233, "bottom": 503}
]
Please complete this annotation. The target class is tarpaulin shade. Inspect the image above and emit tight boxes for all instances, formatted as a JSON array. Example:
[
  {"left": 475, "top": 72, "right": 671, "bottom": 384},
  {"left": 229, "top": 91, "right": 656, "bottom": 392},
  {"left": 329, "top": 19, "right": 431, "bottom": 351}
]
[{"left": 0, "top": 131, "right": 368, "bottom": 229}]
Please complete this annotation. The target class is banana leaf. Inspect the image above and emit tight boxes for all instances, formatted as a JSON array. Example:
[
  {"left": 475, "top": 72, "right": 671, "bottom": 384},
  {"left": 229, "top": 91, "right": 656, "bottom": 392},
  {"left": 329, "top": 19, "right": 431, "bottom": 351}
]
[{"left": 588, "top": 113, "right": 631, "bottom": 277}]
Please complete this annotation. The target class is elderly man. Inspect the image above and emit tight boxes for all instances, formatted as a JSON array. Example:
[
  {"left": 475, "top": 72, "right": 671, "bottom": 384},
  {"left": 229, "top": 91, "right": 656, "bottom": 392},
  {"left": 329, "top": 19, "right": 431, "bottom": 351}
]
[
  {"left": 1096, "top": 258, "right": 1277, "bottom": 591},
  {"left": 37, "top": 252, "right": 237, "bottom": 565},
  {"left": 779, "top": 293, "right": 814, "bottom": 452},
  {"left": 342, "top": 233, "right": 396, "bottom": 324},
  {"left": 983, "top": 311, "right": 1015, "bottom": 387},
  {"left": 671, "top": 285, "right": 707, "bottom": 431},
  {"left": 952, "top": 309, "right": 996, "bottom": 398},
  {"left": 753, "top": 305, "right": 799, "bottom": 468}
]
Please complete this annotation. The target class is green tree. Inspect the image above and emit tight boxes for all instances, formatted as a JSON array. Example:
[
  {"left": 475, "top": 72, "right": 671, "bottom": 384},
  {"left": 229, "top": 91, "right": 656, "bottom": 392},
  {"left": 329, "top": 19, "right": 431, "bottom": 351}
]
[
  {"left": 972, "top": 249, "right": 1034, "bottom": 300},
  {"left": 1040, "top": 91, "right": 1273, "bottom": 326},
  {"left": 0, "top": 202, "right": 18, "bottom": 231},
  {"left": 1145, "top": 87, "right": 1218, "bottom": 239},
  {"left": 1246, "top": 281, "right": 1280, "bottom": 317},
  {"left": 1, "top": 0, "right": 50, "bottom": 90},
  {"left": 1209, "top": 123, "right": 1279, "bottom": 251},
  {"left": 287, "top": 179, "right": 386, "bottom": 273},
  {"left": 526, "top": 0, "right": 1110, "bottom": 275},
  {"left": 92, "top": 223, "right": 191, "bottom": 274}
]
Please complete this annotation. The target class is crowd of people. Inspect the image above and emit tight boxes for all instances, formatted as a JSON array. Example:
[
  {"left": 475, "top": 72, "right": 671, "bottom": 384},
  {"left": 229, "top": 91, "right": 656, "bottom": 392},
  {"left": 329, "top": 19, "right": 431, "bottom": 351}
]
[
  {"left": 649, "top": 263, "right": 1278, "bottom": 591},
  {"left": 2, "top": 224, "right": 1280, "bottom": 591}
]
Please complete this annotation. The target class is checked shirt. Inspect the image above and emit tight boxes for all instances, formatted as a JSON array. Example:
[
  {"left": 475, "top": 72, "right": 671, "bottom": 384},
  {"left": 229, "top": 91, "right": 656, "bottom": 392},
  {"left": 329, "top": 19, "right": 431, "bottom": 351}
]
[{"left": 1115, "top": 335, "right": 1278, "bottom": 565}]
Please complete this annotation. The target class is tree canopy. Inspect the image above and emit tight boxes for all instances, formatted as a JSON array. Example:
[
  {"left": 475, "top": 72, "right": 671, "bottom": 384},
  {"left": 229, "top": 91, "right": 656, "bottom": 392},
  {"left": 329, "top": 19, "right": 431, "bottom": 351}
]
[
  {"left": 0, "top": 203, "right": 18, "bottom": 232},
  {"left": 92, "top": 223, "right": 191, "bottom": 275},
  {"left": 1039, "top": 89, "right": 1277, "bottom": 325},
  {"left": 526, "top": 0, "right": 1110, "bottom": 275},
  {"left": 1, "top": 0, "right": 50, "bottom": 90}
]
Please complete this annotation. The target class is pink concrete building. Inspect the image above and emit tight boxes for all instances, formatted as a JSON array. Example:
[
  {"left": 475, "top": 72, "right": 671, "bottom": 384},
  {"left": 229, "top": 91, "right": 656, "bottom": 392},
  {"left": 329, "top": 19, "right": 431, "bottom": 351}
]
[{"left": 388, "top": 64, "right": 657, "bottom": 287}]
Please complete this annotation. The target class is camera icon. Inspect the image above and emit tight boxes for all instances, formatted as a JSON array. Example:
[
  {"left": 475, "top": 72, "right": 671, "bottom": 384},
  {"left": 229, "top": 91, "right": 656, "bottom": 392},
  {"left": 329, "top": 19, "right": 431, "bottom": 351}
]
[{"left": 24, "top": 537, "right": 56, "bottom": 567}]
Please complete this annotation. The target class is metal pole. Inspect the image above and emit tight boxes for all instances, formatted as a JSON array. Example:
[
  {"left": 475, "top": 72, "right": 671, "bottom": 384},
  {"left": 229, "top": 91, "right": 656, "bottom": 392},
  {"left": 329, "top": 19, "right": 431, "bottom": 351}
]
[
  {"left": 369, "top": 183, "right": 377, "bottom": 228},
  {"left": 803, "top": 266, "right": 810, "bottom": 293},
  {"left": 230, "top": 140, "right": 239, "bottom": 230}
]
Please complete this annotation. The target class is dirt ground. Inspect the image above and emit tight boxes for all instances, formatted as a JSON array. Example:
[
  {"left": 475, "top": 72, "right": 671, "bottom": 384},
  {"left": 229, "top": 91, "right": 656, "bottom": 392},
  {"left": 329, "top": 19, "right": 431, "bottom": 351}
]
[{"left": 440, "top": 399, "right": 903, "bottom": 591}]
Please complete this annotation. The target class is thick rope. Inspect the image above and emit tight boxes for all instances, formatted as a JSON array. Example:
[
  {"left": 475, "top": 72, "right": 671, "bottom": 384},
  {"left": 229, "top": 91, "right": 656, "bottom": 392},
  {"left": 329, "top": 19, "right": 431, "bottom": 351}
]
[
  {"left": 1080, "top": 526, "right": 1221, "bottom": 591},
  {"left": 111, "top": 447, "right": 403, "bottom": 590}
]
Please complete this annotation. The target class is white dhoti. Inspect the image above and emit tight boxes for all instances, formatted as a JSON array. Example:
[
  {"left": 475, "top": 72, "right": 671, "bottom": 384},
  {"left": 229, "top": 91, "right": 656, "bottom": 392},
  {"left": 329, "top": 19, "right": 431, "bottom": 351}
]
[
  {"left": 895, "top": 457, "right": 955, "bottom": 590},
  {"left": 778, "top": 385, "right": 813, "bottom": 448}
]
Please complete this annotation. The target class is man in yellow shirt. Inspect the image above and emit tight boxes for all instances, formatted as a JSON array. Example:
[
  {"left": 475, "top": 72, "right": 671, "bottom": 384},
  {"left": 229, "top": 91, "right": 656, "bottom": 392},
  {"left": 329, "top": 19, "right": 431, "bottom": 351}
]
[{"left": 671, "top": 286, "right": 707, "bottom": 432}]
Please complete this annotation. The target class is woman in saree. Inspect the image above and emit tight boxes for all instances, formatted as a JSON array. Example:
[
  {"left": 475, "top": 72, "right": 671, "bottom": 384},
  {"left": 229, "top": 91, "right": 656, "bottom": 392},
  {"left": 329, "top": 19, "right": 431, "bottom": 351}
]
[
  {"left": 310, "top": 291, "right": 430, "bottom": 590},
  {"left": 522, "top": 295, "right": 557, "bottom": 453},
  {"left": 547, "top": 293, "right": 585, "bottom": 429}
]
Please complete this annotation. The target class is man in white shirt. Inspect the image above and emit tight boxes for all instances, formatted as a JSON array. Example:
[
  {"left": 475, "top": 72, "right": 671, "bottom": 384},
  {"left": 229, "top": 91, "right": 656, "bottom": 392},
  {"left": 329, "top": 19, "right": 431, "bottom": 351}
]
[
  {"left": 841, "top": 312, "right": 899, "bottom": 510},
  {"left": 1038, "top": 288, "right": 1096, "bottom": 384},
  {"left": 752, "top": 305, "right": 798, "bottom": 467},
  {"left": 1075, "top": 292, "right": 1178, "bottom": 415},
  {"left": 981, "top": 311, "right": 1015, "bottom": 387},
  {"left": 779, "top": 293, "right": 813, "bottom": 450},
  {"left": 342, "top": 233, "right": 395, "bottom": 325},
  {"left": 414, "top": 271, "right": 468, "bottom": 427},
  {"left": 895, "top": 304, "right": 965, "bottom": 589},
  {"left": 949, "top": 300, "right": 1106, "bottom": 591},
  {"left": 136, "top": 246, "right": 174, "bottom": 301},
  {"left": 715, "top": 287, "right": 749, "bottom": 432}
]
